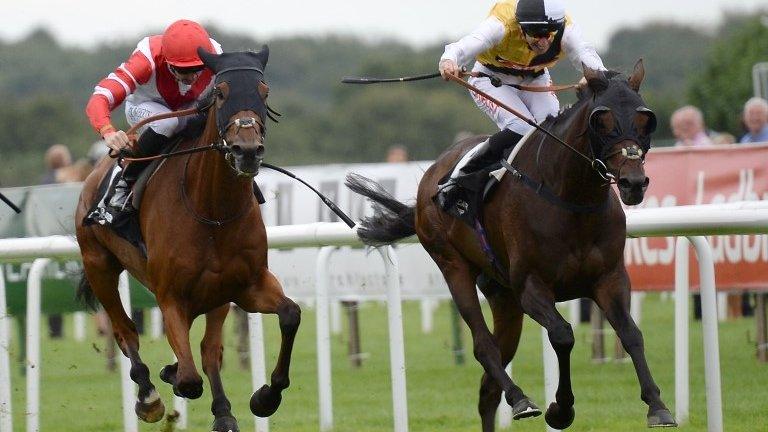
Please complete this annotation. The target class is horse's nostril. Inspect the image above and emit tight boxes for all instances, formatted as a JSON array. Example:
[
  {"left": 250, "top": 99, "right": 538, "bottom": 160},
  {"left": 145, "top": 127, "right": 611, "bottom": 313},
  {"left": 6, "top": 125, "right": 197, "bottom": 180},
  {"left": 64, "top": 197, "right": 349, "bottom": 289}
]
[
  {"left": 230, "top": 144, "right": 243, "bottom": 155},
  {"left": 643, "top": 177, "right": 650, "bottom": 188},
  {"left": 256, "top": 145, "right": 265, "bottom": 158},
  {"left": 618, "top": 178, "right": 632, "bottom": 190}
]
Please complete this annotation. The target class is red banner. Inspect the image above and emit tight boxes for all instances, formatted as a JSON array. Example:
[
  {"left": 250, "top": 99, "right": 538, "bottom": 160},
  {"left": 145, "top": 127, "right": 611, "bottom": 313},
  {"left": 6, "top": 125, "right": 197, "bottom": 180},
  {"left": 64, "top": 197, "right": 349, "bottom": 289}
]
[{"left": 625, "top": 143, "right": 768, "bottom": 291}]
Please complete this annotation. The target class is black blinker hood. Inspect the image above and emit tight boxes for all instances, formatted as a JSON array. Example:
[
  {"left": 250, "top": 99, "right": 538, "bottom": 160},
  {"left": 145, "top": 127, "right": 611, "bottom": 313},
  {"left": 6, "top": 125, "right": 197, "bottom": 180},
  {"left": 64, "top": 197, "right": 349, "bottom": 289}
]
[{"left": 198, "top": 46, "right": 270, "bottom": 137}]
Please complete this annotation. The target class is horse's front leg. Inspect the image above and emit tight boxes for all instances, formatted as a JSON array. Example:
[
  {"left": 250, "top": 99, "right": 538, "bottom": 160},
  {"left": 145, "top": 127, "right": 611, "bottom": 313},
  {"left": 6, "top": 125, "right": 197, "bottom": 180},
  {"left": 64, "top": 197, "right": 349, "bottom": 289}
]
[
  {"left": 201, "top": 304, "right": 240, "bottom": 432},
  {"left": 520, "top": 274, "right": 576, "bottom": 430},
  {"left": 236, "top": 269, "right": 301, "bottom": 417},
  {"left": 592, "top": 269, "right": 677, "bottom": 428},
  {"left": 157, "top": 299, "right": 204, "bottom": 399}
]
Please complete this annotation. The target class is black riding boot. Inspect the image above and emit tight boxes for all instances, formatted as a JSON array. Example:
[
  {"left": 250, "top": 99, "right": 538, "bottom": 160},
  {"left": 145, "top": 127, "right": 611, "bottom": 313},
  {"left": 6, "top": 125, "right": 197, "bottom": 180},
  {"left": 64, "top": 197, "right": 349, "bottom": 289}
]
[
  {"left": 437, "top": 129, "right": 523, "bottom": 210},
  {"left": 108, "top": 128, "right": 170, "bottom": 212}
]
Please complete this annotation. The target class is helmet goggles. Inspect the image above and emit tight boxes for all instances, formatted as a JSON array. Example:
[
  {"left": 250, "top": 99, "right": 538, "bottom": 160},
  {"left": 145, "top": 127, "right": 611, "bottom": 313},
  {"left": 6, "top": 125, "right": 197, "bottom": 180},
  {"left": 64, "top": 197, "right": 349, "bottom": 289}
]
[{"left": 520, "top": 21, "right": 563, "bottom": 38}]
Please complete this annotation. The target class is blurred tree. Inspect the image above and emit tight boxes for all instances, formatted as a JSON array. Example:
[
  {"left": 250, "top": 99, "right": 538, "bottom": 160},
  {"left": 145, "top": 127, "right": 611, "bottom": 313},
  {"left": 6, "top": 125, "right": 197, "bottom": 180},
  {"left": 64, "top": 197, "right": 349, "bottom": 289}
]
[{"left": 689, "top": 15, "right": 768, "bottom": 135}]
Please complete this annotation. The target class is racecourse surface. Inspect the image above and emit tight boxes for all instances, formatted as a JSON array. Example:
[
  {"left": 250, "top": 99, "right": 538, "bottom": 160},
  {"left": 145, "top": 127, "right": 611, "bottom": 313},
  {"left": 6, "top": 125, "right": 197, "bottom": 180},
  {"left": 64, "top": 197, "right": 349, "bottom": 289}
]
[{"left": 5, "top": 294, "right": 765, "bottom": 431}]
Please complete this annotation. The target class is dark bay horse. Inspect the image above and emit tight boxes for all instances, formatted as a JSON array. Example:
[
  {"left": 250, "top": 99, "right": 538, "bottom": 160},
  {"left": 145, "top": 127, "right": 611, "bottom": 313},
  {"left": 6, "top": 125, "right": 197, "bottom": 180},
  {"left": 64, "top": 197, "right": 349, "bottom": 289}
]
[
  {"left": 347, "top": 61, "right": 677, "bottom": 430},
  {"left": 75, "top": 46, "right": 300, "bottom": 432}
]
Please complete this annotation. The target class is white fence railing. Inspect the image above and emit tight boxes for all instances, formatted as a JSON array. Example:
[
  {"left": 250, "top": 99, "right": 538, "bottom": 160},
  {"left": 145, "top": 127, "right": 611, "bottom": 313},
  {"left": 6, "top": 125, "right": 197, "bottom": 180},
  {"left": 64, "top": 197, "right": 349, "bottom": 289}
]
[{"left": 2, "top": 201, "right": 768, "bottom": 432}]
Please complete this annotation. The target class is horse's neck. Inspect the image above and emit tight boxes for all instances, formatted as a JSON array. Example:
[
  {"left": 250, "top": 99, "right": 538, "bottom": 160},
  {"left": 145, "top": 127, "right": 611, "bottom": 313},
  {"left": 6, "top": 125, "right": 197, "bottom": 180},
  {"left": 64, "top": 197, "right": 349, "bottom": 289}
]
[
  {"left": 533, "top": 106, "right": 608, "bottom": 206},
  {"left": 186, "top": 136, "right": 253, "bottom": 222}
]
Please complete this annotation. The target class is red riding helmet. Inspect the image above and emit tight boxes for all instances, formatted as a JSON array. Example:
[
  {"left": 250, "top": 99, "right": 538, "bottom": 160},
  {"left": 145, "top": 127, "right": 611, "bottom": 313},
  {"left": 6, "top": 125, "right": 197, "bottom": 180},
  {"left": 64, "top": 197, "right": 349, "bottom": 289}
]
[{"left": 162, "top": 19, "right": 213, "bottom": 68}]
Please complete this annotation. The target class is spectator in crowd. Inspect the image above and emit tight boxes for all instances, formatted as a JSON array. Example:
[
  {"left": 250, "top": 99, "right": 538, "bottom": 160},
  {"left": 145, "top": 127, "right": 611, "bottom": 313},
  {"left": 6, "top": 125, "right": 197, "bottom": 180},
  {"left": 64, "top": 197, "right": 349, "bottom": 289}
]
[
  {"left": 39, "top": 144, "right": 72, "bottom": 185},
  {"left": 712, "top": 132, "right": 736, "bottom": 145},
  {"left": 386, "top": 144, "right": 409, "bottom": 163},
  {"left": 739, "top": 97, "right": 768, "bottom": 144},
  {"left": 671, "top": 105, "right": 713, "bottom": 147}
]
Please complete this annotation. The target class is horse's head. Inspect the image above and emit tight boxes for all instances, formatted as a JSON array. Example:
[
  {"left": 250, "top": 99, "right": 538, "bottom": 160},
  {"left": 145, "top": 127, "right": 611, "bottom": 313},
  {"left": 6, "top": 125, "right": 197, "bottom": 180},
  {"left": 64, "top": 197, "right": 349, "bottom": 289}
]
[
  {"left": 198, "top": 45, "right": 271, "bottom": 177},
  {"left": 581, "top": 60, "right": 656, "bottom": 205}
]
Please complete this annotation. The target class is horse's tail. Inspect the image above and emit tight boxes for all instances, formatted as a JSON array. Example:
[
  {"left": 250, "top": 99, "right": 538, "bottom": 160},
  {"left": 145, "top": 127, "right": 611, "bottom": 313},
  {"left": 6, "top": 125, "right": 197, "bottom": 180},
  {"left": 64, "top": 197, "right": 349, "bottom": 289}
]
[
  {"left": 345, "top": 173, "right": 416, "bottom": 246},
  {"left": 76, "top": 272, "right": 99, "bottom": 312}
]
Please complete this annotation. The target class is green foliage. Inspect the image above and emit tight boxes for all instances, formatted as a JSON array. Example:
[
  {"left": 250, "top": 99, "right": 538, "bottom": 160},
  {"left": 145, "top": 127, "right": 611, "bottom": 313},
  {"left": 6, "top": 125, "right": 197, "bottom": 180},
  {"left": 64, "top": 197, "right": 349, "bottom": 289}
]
[{"left": 689, "top": 16, "right": 768, "bottom": 135}]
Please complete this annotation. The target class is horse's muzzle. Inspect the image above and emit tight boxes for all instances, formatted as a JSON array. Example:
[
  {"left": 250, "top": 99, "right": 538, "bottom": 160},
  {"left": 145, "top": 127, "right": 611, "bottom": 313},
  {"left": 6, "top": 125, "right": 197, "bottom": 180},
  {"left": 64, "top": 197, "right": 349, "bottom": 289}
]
[
  {"left": 228, "top": 143, "right": 265, "bottom": 177},
  {"left": 617, "top": 174, "right": 650, "bottom": 206}
]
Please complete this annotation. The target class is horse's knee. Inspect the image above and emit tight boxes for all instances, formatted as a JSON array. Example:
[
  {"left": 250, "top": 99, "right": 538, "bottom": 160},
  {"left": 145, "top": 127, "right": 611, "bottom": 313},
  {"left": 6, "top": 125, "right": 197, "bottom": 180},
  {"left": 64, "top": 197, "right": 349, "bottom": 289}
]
[
  {"left": 619, "top": 326, "right": 645, "bottom": 352},
  {"left": 548, "top": 323, "right": 574, "bottom": 353},
  {"left": 278, "top": 300, "right": 301, "bottom": 332},
  {"left": 472, "top": 332, "right": 499, "bottom": 363}
]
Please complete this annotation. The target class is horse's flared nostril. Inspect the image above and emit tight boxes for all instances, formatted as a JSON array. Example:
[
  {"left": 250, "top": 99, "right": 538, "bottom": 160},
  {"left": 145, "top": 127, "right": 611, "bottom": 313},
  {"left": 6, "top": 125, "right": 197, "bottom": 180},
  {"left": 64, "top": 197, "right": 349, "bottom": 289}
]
[
  {"left": 255, "top": 144, "right": 265, "bottom": 159},
  {"left": 230, "top": 144, "right": 243, "bottom": 156},
  {"left": 618, "top": 178, "right": 632, "bottom": 190}
]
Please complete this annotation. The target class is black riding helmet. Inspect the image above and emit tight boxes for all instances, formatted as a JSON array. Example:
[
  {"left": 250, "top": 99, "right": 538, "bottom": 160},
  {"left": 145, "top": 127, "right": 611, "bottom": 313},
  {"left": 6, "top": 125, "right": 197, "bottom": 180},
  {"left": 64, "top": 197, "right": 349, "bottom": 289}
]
[{"left": 515, "top": 0, "right": 566, "bottom": 37}]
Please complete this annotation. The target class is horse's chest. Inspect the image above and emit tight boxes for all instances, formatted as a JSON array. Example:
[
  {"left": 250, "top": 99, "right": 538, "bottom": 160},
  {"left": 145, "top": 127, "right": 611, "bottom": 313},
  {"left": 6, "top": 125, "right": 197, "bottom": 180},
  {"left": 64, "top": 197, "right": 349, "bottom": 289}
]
[{"left": 560, "top": 247, "right": 606, "bottom": 280}]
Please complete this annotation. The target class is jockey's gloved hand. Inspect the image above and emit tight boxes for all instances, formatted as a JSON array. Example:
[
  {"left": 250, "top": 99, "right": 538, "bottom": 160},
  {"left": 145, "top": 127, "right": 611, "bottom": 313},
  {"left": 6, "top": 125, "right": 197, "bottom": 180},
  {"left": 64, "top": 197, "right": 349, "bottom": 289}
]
[{"left": 439, "top": 59, "right": 461, "bottom": 81}]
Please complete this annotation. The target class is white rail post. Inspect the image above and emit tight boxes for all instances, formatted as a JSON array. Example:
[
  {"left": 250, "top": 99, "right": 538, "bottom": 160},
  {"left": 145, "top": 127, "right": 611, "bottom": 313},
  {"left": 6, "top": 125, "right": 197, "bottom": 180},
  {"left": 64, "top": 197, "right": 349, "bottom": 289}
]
[
  {"left": 377, "top": 246, "right": 408, "bottom": 432},
  {"left": 73, "top": 312, "right": 86, "bottom": 341},
  {"left": 497, "top": 364, "right": 512, "bottom": 429},
  {"left": 150, "top": 307, "right": 163, "bottom": 339},
  {"left": 26, "top": 258, "right": 49, "bottom": 432},
  {"left": 674, "top": 237, "right": 690, "bottom": 425},
  {"left": 315, "top": 246, "right": 336, "bottom": 431},
  {"left": 170, "top": 354, "right": 188, "bottom": 430},
  {"left": 248, "top": 312, "right": 269, "bottom": 432},
  {"left": 118, "top": 272, "right": 139, "bottom": 432},
  {"left": 420, "top": 298, "right": 435, "bottom": 334},
  {"left": 687, "top": 237, "right": 723, "bottom": 432},
  {"left": 0, "top": 266, "right": 12, "bottom": 432},
  {"left": 542, "top": 327, "right": 559, "bottom": 432}
]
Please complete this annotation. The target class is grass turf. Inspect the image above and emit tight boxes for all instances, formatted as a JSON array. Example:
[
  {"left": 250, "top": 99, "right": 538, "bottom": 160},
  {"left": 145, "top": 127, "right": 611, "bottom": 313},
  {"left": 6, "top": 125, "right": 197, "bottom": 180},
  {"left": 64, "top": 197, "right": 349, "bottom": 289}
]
[{"left": 5, "top": 293, "right": 766, "bottom": 431}]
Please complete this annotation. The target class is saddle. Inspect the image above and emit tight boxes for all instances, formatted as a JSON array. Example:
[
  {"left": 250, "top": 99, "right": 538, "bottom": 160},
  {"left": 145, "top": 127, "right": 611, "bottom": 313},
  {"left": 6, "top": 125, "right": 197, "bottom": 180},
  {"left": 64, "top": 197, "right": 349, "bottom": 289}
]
[
  {"left": 434, "top": 129, "right": 534, "bottom": 226},
  {"left": 83, "top": 137, "right": 184, "bottom": 256}
]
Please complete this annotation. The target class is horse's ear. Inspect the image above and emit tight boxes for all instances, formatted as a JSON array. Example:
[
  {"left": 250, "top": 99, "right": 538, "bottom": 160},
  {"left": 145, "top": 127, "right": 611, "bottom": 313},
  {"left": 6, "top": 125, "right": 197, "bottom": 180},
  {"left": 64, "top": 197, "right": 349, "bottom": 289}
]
[
  {"left": 582, "top": 63, "right": 608, "bottom": 93},
  {"left": 198, "top": 47, "right": 220, "bottom": 72},
  {"left": 255, "top": 44, "right": 269, "bottom": 67},
  {"left": 628, "top": 58, "right": 645, "bottom": 92}
]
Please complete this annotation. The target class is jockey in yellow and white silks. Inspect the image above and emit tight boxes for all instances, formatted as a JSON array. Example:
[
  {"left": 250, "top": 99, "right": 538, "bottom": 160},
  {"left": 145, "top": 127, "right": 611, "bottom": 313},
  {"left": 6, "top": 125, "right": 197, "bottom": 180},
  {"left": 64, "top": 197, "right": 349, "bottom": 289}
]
[{"left": 436, "top": 0, "right": 606, "bottom": 206}]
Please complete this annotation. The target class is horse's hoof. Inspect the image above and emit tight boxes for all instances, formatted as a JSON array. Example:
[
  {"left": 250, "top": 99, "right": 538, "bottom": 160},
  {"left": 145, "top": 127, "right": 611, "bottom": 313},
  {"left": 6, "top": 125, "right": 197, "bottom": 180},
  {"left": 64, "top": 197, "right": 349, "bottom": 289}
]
[
  {"left": 174, "top": 378, "right": 204, "bottom": 399},
  {"left": 545, "top": 402, "right": 575, "bottom": 429},
  {"left": 135, "top": 392, "right": 165, "bottom": 423},
  {"left": 159, "top": 363, "right": 178, "bottom": 385},
  {"left": 212, "top": 415, "right": 240, "bottom": 432},
  {"left": 647, "top": 409, "right": 677, "bottom": 428},
  {"left": 511, "top": 397, "right": 541, "bottom": 420},
  {"left": 250, "top": 384, "right": 282, "bottom": 417}
]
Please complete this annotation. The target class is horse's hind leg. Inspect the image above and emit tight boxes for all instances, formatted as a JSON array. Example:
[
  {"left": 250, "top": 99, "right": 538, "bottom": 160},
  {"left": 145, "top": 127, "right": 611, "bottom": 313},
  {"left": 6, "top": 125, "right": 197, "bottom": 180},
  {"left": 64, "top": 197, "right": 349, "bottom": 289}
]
[
  {"left": 236, "top": 269, "right": 301, "bottom": 418},
  {"left": 426, "top": 247, "right": 535, "bottom": 423},
  {"left": 80, "top": 245, "right": 164, "bottom": 423},
  {"left": 520, "top": 274, "right": 576, "bottom": 430},
  {"left": 477, "top": 275, "right": 537, "bottom": 432},
  {"left": 593, "top": 270, "right": 676, "bottom": 428},
  {"left": 200, "top": 304, "right": 240, "bottom": 432}
]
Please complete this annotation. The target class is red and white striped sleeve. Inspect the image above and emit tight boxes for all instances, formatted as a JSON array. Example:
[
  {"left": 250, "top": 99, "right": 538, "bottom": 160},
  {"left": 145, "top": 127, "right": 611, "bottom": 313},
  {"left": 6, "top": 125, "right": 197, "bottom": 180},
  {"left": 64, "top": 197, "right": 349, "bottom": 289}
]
[{"left": 85, "top": 37, "right": 155, "bottom": 135}]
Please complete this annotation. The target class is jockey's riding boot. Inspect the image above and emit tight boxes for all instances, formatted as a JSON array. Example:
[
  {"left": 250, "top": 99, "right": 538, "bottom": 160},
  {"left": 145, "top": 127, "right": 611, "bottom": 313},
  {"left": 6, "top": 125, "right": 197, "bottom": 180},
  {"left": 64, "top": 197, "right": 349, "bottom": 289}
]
[
  {"left": 108, "top": 128, "right": 170, "bottom": 212},
  {"left": 437, "top": 129, "right": 523, "bottom": 210}
]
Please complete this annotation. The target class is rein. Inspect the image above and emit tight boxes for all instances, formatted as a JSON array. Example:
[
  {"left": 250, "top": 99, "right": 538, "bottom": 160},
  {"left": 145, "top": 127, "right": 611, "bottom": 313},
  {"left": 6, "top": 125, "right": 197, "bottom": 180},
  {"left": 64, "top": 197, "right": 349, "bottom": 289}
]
[{"left": 444, "top": 74, "right": 613, "bottom": 182}]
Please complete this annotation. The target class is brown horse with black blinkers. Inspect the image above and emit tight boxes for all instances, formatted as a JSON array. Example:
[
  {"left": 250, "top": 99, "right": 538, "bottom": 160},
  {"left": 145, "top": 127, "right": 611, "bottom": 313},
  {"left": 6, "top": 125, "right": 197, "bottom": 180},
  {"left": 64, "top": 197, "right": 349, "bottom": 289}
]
[
  {"left": 75, "top": 46, "right": 300, "bottom": 432},
  {"left": 347, "top": 60, "right": 677, "bottom": 430}
]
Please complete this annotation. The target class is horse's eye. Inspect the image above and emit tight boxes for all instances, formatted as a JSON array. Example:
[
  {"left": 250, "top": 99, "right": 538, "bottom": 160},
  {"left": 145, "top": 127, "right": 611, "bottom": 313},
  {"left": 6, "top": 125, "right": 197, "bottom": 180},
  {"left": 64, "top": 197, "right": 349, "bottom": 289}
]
[
  {"left": 634, "top": 108, "right": 657, "bottom": 136},
  {"left": 590, "top": 108, "right": 615, "bottom": 135}
]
